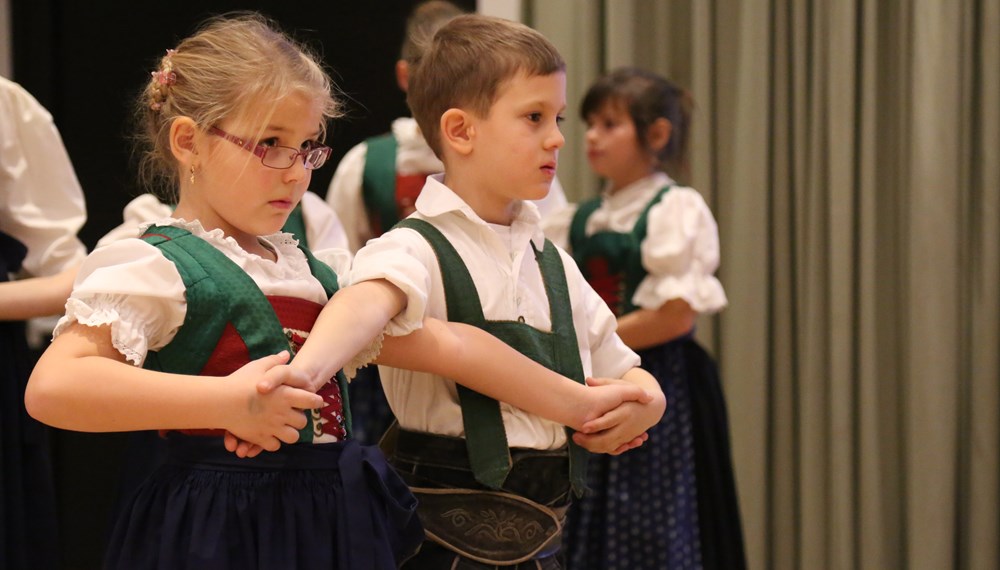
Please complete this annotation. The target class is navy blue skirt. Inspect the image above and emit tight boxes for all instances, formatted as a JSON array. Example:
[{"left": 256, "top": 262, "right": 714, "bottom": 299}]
[
  {"left": 105, "top": 433, "right": 423, "bottom": 569},
  {"left": 564, "top": 337, "right": 745, "bottom": 570}
]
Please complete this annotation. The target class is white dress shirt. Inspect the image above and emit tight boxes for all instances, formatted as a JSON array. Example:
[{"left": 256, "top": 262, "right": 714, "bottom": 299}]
[{"left": 348, "top": 174, "right": 639, "bottom": 450}]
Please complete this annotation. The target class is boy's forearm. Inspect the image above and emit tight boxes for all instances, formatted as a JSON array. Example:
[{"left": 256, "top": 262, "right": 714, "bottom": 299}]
[
  {"left": 377, "top": 319, "right": 593, "bottom": 429},
  {"left": 622, "top": 367, "right": 666, "bottom": 411},
  {"left": 291, "top": 279, "right": 406, "bottom": 389}
]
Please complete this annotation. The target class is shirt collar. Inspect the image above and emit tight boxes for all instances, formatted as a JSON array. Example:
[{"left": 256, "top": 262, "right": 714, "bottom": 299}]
[
  {"left": 415, "top": 174, "right": 547, "bottom": 250},
  {"left": 602, "top": 171, "right": 674, "bottom": 207}
]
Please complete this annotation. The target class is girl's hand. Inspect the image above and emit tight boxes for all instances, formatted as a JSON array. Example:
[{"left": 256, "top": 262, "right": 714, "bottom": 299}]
[
  {"left": 222, "top": 351, "right": 322, "bottom": 453},
  {"left": 222, "top": 361, "right": 323, "bottom": 458}
]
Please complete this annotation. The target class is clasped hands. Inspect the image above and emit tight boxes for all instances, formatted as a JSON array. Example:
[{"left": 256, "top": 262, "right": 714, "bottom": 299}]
[{"left": 221, "top": 355, "right": 663, "bottom": 459}]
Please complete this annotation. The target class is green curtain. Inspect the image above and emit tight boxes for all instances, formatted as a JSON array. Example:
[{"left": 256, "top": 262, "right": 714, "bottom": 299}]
[{"left": 523, "top": 0, "right": 1000, "bottom": 568}]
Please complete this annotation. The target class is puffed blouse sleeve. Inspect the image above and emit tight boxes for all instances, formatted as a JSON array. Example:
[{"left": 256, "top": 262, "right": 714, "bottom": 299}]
[
  {"left": 632, "top": 187, "right": 728, "bottom": 314},
  {"left": 52, "top": 238, "right": 186, "bottom": 367}
]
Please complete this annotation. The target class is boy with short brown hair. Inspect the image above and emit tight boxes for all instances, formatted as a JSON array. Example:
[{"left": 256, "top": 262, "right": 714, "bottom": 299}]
[{"left": 345, "top": 14, "right": 666, "bottom": 568}]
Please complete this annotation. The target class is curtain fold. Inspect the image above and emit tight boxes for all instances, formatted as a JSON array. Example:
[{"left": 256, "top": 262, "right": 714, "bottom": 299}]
[{"left": 531, "top": 1, "right": 1000, "bottom": 568}]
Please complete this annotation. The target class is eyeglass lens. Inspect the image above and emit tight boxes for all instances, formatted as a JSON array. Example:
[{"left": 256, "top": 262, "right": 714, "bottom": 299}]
[{"left": 261, "top": 146, "right": 329, "bottom": 170}]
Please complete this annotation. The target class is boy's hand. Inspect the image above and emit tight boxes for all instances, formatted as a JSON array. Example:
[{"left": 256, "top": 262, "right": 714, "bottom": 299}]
[
  {"left": 222, "top": 351, "right": 320, "bottom": 454},
  {"left": 574, "top": 377, "right": 666, "bottom": 454},
  {"left": 576, "top": 377, "right": 653, "bottom": 429}
]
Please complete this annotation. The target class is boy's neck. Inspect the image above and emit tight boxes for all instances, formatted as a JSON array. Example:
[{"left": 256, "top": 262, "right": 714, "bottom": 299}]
[{"left": 442, "top": 172, "right": 518, "bottom": 226}]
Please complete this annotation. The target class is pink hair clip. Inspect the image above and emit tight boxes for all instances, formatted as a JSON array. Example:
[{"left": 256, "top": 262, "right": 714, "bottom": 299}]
[{"left": 152, "top": 70, "right": 177, "bottom": 86}]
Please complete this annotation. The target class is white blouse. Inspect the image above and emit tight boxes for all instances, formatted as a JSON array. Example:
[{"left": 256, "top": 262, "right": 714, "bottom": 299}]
[
  {"left": 542, "top": 172, "right": 728, "bottom": 314},
  {"left": 348, "top": 174, "right": 640, "bottom": 450},
  {"left": 0, "top": 77, "right": 87, "bottom": 277},
  {"left": 56, "top": 218, "right": 344, "bottom": 367}
]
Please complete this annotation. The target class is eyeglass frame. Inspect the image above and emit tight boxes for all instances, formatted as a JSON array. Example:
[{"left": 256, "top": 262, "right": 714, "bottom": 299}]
[{"left": 207, "top": 126, "right": 332, "bottom": 170}]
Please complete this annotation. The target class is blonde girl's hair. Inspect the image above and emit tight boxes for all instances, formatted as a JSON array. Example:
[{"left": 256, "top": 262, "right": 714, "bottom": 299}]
[{"left": 134, "top": 12, "right": 341, "bottom": 200}]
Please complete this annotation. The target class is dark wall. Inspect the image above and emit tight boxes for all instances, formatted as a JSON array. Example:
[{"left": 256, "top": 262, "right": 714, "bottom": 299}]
[
  {"left": 12, "top": 0, "right": 474, "bottom": 250},
  {"left": 10, "top": 2, "right": 473, "bottom": 568}
]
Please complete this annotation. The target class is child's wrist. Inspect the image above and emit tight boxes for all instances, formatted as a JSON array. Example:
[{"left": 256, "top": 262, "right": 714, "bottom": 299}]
[{"left": 290, "top": 360, "right": 327, "bottom": 392}]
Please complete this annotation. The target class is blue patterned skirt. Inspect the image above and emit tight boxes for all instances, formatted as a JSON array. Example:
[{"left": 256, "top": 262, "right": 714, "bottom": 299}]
[{"left": 564, "top": 337, "right": 745, "bottom": 570}]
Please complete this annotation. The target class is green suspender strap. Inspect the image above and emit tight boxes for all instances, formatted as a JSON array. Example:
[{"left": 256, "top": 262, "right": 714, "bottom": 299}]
[
  {"left": 362, "top": 133, "right": 400, "bottom": 234},
  {"left": 394, "top": 218, "right": 589, "bottom": 495},
  {"left": 140, "top": 225, "right": 351, "bottom": 437}
]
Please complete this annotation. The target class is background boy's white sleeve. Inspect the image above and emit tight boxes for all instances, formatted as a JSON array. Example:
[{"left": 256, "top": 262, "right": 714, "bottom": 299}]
[
  {"left": 325, "top": 142, "right": 371, "bottom": 254},
  {"left": 300, "top": 191, "right": 350, "bottom": 252},
  {"left": 95, "top": 194, "right": 173, "bottom": 248}
]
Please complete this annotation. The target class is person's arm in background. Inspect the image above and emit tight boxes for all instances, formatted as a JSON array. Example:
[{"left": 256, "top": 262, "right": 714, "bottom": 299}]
[
  {"left": 0, "top": 263, "right": 80, "bottom": 320},
  {"left": 0, "top": 77, "right": 87, "bottom": 279},
  {"left": 622, "top": 188, "right": 727, "bottom": 350},
  {"left": 0, "top": 77, "right": 87, "bottom": 321}
]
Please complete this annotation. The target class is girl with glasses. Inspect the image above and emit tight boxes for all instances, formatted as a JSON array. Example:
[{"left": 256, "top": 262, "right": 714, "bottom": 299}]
[{"left": 25, "top": 13, "right": 652, "bottom": 569}]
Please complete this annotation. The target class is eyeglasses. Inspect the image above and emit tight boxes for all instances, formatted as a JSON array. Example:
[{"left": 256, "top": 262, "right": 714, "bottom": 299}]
[{"left": 208, "top": 126, "right": 331, "bottom": 170}]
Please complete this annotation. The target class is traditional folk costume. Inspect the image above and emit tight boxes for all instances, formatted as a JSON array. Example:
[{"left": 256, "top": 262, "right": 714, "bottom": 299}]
[
  {"left": 58, "top": 219, "right": 422, "bottom": 569},
  {"left": 347, "top": 175, "right": 639, "bottom": 568},
  {"left": 96, "top": 192, "right": 351, "bottom": 534},
  {"left": 546, "top": 172, "right": 745, "bottom": 570}
]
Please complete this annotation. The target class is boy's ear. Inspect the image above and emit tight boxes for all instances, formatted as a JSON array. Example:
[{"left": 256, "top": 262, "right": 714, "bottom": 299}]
[
  {"left": 647, "top": 118, "right": 672, "bottom": 153},
  {"left": 440, "top": 108, "right": 474, "bottom": 156},
  {"left": 169, "top": 116, "right": 201, "bottom": 166}
]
